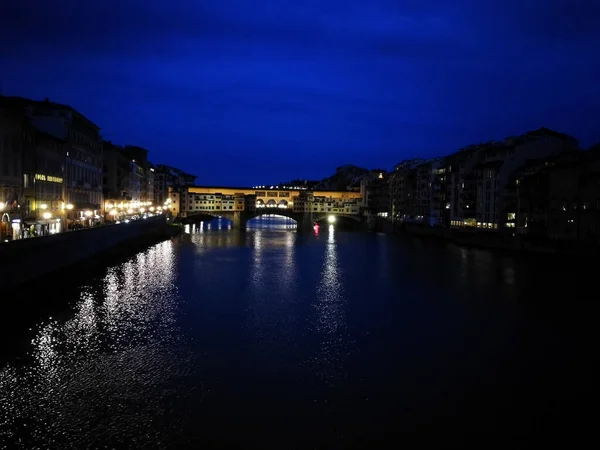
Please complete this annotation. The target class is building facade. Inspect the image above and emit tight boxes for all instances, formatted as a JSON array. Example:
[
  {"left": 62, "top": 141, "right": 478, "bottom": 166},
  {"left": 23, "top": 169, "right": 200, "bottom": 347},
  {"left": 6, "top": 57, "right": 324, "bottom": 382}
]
[
  {"left": 19, "top": 98, "right": 104, "bottom": 223},
  {"left": 360, "top": 171, "right": 389, "bottom": 218},
  {"left": 154, "top": 164, "right": 196, "bottom": 205},
  {"left": 519, "top": 149, "right": 600, "bottom": 242},
  {"left": 169, "top": 186, "right": 362, "bottom": 219},
  {"left": 0, "top": 97, "right": 27, "bottom": 240}
]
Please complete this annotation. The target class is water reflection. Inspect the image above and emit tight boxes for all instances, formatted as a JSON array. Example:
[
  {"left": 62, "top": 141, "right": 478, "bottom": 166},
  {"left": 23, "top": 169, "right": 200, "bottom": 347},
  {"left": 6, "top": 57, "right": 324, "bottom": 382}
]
[
  {"left": 0, "top": 227, "right": 585, "bottom": 445},
  {"left": 250, "top": 230, "right": 265, "bottom": 288},
  {"left": 247, "top": 214, "right": 297, "bottom": 229},
  {"left": 308, "top": 224, "right": 348, "bottom": 385},
  {"left": 0, "top": 240, "right": 185, "bottom": 448},
  {"left": 189, "top": 227, "right": 243, "bottom": 252}
]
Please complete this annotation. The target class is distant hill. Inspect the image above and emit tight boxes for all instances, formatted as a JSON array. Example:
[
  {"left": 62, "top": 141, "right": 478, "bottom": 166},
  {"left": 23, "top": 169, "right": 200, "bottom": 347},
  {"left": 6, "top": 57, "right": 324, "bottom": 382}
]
[
  {"left": 279, "top": 164, "right": 388, "bottom": 191},
  {"left": 313, "top": 164, "right": 370, "bottom": 190}
]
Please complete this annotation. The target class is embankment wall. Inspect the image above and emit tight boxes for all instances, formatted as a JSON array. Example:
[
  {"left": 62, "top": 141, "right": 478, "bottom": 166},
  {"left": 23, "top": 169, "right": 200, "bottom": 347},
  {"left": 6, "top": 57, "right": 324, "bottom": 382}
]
[{"left": 0, "top": 216, "right": 170, "bottom": 289}]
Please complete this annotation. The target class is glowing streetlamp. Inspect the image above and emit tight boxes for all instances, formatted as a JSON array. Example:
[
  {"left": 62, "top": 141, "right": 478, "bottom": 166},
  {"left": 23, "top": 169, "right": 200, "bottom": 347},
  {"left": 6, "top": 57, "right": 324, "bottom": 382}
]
[
  {"left": 66, "top": 204, "right": 74, "bottom": 210},
  {"left": 42, "top": 212, "right": 52, "bottom": 220},
  {"left": 40, "top": 203, "right": 48, "bottom": 210},
  {"left": 328, "top": 215, "right": 336, "bottom": 224}
]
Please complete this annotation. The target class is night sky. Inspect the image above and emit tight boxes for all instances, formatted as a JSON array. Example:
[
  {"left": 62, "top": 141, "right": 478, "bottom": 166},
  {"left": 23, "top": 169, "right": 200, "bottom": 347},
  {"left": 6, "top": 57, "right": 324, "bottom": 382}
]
[{"left": 1, "top": 1, "right": 599, "bottom": 186}]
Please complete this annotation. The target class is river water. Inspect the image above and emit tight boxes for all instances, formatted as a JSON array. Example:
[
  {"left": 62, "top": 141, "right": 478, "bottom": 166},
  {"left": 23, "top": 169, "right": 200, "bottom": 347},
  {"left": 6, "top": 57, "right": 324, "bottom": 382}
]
[{"left": 0, "top": 222, "right": 594, "bottom": 448}]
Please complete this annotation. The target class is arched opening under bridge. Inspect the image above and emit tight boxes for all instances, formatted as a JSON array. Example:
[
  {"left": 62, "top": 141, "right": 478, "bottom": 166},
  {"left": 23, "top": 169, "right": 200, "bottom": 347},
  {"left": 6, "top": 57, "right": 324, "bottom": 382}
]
[{"left": 246, "top": 213, "right": 297, "bottom": 230}]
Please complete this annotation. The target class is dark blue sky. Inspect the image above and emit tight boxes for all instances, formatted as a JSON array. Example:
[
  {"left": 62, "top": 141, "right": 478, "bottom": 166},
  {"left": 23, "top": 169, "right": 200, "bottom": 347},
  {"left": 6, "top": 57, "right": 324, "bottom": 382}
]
[{"left": 1, "top": 1, "right": 599, "bottom": 185}]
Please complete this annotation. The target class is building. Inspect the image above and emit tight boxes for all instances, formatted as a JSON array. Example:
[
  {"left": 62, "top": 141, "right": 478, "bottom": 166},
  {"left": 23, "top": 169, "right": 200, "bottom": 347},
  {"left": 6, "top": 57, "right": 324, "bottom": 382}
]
[
  {"left": 122, "top": 145, "right": 154, "bottom": 203},
  {"left": 388, "top": 159, "right": 423, "bottom": 224},
  {"left": 145, "top": 164, "right": 155, "bottom": 205},
  {"left": 103, "top": 141, "right": 131, "bottom": 200},
  {"left": 14, "top": 97, "right": 104, "bottom": 223},
  {"left": 519, "top": 149, "right": 600, "bottom": 242},
  {"left": 0, "top": 98, "right": 26, "bottom": 211},
  {"left": 154, "top": 164, "right": 196, "bottom": 205},
  {"left": 169, "top": 186, "right": 362, "bottom": 219},
  {"left": 21, "top": 128, "right": 67, "bottom": 236},
  {"left": 0, "top": 96, "right": 28, "bottom": 240},
  {"left": 447, "top": 128, "right": 580, "bottom": 231},
  {"left": 360, "top": 171, "right": 389, "bottom": 218},
  {"left": 1, "top": 96, "right": 72, "bottom": 238},
  {"left": 445, "top": 146, "right": 484, "bottom": 228},
  {"left": 389, "top": 158, "right": 448, "bottom": 226}
]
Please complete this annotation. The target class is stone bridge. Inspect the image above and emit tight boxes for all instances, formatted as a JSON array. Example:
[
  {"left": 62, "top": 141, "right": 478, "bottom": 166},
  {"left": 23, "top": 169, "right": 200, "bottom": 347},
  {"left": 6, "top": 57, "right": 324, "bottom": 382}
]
[{"left": 181, "top": 210, "right": 362, "bottom": 231}]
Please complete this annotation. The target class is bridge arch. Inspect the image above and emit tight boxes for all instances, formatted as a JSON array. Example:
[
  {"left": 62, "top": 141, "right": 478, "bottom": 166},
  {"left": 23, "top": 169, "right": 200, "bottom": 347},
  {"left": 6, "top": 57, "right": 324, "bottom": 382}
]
[{"left": 245, "top": 209, "right": 298, "bottom": 222}]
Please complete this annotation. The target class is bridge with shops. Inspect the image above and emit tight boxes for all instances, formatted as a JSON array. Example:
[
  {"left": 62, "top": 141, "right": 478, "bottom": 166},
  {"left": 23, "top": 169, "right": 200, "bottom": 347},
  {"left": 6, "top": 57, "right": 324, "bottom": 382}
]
[{"left": 172, "top": 185, "right": 364, "bottom": 230}]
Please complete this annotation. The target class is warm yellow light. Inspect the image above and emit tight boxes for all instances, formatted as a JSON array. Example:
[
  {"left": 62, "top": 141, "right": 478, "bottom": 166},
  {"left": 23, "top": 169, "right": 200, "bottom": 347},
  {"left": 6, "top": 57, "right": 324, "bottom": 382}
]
[
  {"left": 140, "top": 208, "right": 145, "bottom": 213},
  {"left": 0, "top": 204, "right": 4, "bottom": 211},
  {"left": 106, "top": 203, "right": 114, "bottom": 209},
  {"left": 84, "top": 210, "right": 93, "bottom": 217},
  {"left": 40, "top": 203, "right": 48, "bottom": 210},
  {"left": 66, "top": 203, "right": 74, "bottom": 210},
  {"left": 328, "top": 215, "right": 336, "bottom": 224},
  {"left": 149, "top": 207, "right": 155, "bottom": 211},
  {"left": 127, "top": 209, "right": 133, "bottom": 214},
  {"left": 109, "top": 209, "right": 117, "bottom": 216},
  {"left": 42, "top": 212, "right": 52, "bottom": 220}
]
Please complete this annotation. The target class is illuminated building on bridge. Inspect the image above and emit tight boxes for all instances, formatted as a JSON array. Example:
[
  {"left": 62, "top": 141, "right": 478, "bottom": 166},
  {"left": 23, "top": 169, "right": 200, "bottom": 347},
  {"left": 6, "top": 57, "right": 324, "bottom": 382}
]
[{"left": 168, "top": 185, "right": 363, "bottom": 229}]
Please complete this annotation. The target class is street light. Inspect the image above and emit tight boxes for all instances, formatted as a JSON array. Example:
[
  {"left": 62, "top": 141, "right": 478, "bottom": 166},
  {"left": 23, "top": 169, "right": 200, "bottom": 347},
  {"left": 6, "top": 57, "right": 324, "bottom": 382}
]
[
  {"left": 42, "top": 212, "right": 52, "bottom": 220},
  {"left": 40, "top": 203, "right": 48, "bottom": 210},
  {"left": 328, "top": 215, "right": 336, "bottom": 224},
  {"left": 66, "top": 204, "right": 74, "bottom": 210}
]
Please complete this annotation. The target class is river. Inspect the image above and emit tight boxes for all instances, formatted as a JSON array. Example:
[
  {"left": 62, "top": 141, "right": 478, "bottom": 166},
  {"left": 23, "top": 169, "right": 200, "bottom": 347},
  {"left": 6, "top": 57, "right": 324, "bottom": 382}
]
[{"left": 0, "top": 221, "right": 594, "bottom": 448}]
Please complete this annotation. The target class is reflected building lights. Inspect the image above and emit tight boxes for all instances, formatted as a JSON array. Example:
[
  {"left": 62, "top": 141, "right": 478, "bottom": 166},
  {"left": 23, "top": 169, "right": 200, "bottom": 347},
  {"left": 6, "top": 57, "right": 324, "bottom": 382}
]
[
  {"left": 308, "top": 223, "right": 348, "bottom": 384},
  {"left": 0, "top": 240, "right": 179, "bottom": 446},
  {"left": 249, "top": 230, "right": 265, "bottom": 289}
]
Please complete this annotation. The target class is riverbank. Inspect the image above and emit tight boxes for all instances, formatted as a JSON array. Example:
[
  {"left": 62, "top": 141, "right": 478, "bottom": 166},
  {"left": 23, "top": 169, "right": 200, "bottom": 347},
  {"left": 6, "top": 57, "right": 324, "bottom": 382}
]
[
  {"left": 0, "top": 216, "right": 182, "bottom": 290},
  {"left": 391, "top": 222, "right": 600, "bottom": 255}
]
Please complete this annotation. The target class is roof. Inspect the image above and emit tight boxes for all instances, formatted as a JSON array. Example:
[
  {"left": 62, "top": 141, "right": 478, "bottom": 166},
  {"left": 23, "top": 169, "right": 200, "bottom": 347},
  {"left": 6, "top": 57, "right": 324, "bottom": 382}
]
[{"left": 0, "top": 95, "right": 101, "bottom": 130}]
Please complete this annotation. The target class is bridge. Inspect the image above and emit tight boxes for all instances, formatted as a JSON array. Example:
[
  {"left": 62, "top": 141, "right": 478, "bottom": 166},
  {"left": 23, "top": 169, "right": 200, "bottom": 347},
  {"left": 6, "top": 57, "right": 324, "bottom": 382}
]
[{"left": 168, "top": 185, "right": 364, "bottom": 230}]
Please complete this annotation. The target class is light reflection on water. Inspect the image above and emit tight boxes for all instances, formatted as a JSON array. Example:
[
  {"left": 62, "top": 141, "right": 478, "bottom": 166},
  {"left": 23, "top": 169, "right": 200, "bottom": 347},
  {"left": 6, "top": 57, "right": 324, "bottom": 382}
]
[
  {"left": 307, "top": 224, "right": 348, "bottom": 385},
  {"left": 0, "top": 227, "right": 589, "bottom": 446},
  {"left": 0, "top": 241, "right": 186, "bottom": 448}
]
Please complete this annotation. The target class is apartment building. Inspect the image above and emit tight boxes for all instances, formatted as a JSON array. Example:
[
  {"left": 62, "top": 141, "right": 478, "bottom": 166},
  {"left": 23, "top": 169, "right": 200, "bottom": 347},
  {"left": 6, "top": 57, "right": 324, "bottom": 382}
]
[
  {"left": 17, "top": 98, "right": 104, "bottom": 219},
  {"left": 154, "top": 164, "right": 196, "bottom": 205},
  {"left": 448, "top": 128, "right": 579, "bottom": 231}
]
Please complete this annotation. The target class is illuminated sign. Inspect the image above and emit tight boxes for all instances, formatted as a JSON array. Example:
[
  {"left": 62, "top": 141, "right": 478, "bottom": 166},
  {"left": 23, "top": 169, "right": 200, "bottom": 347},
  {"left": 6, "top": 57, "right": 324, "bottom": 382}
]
[{"left": 35, "top": 174, "right": 63, "bottom": 183}]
